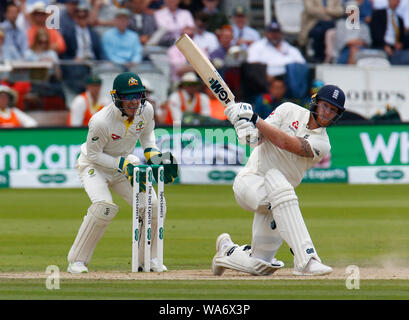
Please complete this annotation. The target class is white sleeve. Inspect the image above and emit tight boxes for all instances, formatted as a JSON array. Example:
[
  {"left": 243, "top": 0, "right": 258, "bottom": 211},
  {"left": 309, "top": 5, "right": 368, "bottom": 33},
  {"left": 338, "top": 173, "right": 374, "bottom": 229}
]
[
  {"left": 168, "top": 92, "right": 182, "bottom": 122},
  {"left": 200, "top": 93, "right": 211, "bottom": 117},
  {"left": 85, "top": 117, "right": 118, "bottom": 169},
  {"left": 69, "top": 95, "right": 87, "bottom": 126},
  {"left": 139, "top": 103, "right": 158, "bottom": 150},
  {"left": 13, "top": 108, "right": 38, "bottom": 127}
]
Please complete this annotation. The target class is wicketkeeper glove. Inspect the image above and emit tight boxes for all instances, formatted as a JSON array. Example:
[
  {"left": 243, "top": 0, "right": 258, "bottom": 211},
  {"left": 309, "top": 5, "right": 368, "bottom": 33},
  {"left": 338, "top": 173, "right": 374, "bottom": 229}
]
[
  {"left": 144, "top": 147, "right": 178, "bottom": 184},
  {"left": 117, "top": 155, "right": 146, "bottom": 192}
]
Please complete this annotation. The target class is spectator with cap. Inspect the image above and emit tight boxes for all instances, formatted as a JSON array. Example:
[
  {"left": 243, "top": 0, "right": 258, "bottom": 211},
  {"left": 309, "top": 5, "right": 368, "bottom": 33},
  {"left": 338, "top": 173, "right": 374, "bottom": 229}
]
[
  {"left": 298, "top": 0, "right": 344, "bottom": 62},
  {"left": 126, "top": 0, "right": 158, "bottom": 45},
  {"left": 102, "top": 7, "right": 143, "bottom": 68},
  {"left": 0, "top": 85, "right": 38, "bottom": 128},
  {"left": 27, "top": 1, "right": 66, "bottom": 54},
  {"left": 68, "top": 75, "right": 103, "bottom": 127},
  {"left": 247, "top": 21, "right": 306, "bottom": 82},
  {"left": 0, "top": 2, "right": 28, "bottom": 59},
  {"left": 164, "top": 71, "right": 211, "bottom": 125},
  {"left": 61, "top": 3, "right": 104, "bottom": 61},
  {"left": 153, "top": 0, "right": 195, "bottom": 47},
  {"left": 199, "top": 0, "right": 229, "bottom": 33},
  {"left": 231, "top": 5, "right": 260, "bottom": 50}
]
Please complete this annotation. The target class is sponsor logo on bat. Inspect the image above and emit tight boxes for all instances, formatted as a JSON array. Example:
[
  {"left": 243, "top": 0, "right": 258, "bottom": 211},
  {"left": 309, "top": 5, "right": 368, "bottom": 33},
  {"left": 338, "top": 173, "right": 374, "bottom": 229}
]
[{"left": 208, "top": 77, "right": 231, "bottom": 104}]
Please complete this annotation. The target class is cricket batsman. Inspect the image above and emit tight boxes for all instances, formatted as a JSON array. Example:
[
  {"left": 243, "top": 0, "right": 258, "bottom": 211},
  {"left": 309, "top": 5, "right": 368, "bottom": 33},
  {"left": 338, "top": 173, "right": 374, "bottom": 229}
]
[
  {"left": 212, "top": 85, "right": 345, "bottom": 276},
  {"left": 67, "top": 72, "right": 178, "bottom": 274}
]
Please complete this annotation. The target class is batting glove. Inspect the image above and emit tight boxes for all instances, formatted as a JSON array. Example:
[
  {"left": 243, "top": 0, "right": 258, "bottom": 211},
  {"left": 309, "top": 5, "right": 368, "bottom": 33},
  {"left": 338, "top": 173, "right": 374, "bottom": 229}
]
[
  {"left": 234, "top": 119, "right": 260, "bottom": 147},
  {"left": 238, "top": 103, "right": 259, "bottom": 125}
]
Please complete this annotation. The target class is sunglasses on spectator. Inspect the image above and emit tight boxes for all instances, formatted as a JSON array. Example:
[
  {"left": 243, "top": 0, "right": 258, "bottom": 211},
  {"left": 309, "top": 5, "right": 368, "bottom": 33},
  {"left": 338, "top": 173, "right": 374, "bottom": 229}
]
[{"left": 120, "top": 93, "right": 144, "bottom": 101}]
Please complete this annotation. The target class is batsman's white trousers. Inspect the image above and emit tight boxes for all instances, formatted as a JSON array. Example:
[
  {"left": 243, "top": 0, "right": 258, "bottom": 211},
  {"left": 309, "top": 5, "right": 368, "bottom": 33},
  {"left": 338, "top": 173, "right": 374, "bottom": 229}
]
[
  {"left": 233, "top": 168, "right": 320, "bottom": 269},
  {"left": 232, "top": 170, "right": 283, "bottom": 263}
]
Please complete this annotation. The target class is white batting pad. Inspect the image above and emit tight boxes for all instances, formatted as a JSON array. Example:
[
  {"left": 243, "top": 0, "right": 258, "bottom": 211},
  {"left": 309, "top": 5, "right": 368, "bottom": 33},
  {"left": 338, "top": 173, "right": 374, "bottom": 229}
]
[
  {"left": 251, "top": 211, "right": 282, "bottom": 263},
  {"left": 272, "top": 200, "right": 320, "bottom": 269},
  {"left": 68, "top": 201, "right": 118, "bottom": 265}
]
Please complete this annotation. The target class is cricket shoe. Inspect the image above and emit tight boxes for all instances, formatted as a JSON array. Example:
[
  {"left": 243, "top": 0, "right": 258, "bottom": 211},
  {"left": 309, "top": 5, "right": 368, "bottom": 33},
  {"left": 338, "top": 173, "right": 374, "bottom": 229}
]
[
  {"left": 212, "top": 233, "right": 236, "bottom": 276},
  {"left": 271, "top": 257, "right": 285, "bottom": 268},
  {"left": 67, "top": 261, "right": 88, "bottom": 274},
  {"left": 293, "top": 258, "right": 333, "bottom": 276}
]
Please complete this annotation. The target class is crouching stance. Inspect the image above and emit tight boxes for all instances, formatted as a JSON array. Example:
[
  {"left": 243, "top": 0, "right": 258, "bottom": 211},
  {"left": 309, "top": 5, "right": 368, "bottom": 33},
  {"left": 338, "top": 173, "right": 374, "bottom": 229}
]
[
  {"left": 213, "top": 85, "right": 346, "bottom": 276},
  {"left": 67, "top": 72, "right": 178, "bottom": 273}
]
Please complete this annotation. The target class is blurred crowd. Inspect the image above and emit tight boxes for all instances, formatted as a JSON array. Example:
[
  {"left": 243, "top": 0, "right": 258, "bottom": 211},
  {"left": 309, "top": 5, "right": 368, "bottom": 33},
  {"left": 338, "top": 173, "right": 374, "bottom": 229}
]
[{"left": 0, "top": 0, "right": 408, "bottom": 128}]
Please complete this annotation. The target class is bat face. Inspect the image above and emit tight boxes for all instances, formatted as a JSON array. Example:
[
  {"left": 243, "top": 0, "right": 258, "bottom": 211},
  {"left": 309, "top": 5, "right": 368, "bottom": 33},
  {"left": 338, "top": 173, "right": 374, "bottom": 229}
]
[
  {"left": 208, "top": 77, "right": 233, "bottom": 105},
  {"left": 176, "top": 33, "right": 235, "bottom": 108}
]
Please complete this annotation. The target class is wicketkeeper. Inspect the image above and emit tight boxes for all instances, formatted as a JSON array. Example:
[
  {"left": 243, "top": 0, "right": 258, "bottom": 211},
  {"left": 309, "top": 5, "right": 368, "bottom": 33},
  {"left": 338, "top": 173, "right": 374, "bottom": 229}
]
[
  {"left": 212, "top": 85, "right": 346, "bottom": 276},
  {"left": 67, "top": 72, "right": 178, "bottom": 274}
]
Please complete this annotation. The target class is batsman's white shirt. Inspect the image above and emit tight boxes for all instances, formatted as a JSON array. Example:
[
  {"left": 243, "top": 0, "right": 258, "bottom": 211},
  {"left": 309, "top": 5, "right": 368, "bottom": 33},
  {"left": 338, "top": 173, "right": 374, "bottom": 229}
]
[
  {"left": 77, "top": 102, "right": 157, "bottom": 170},
  {"left": 243, "top": 102, "right": 330, "bottom": 187}
]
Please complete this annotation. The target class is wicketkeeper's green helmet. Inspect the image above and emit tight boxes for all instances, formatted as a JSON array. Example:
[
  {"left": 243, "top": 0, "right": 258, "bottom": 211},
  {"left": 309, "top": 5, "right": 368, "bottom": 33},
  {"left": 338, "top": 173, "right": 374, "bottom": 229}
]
[{"left": 110, "top": 72, "right": 147, "bottom": 116}]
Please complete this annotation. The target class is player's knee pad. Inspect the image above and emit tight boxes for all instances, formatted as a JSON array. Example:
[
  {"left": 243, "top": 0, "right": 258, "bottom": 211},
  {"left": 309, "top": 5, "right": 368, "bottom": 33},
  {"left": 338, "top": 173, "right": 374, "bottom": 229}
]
[
  {"left": 68, "top": 201, "right": 119, "bottom": 265},
  {"left": 264, "top": 169, "right": 298, "bottom": 210},
  {"left": 214, "top": 245, "right": 279, "bottom": 276}
]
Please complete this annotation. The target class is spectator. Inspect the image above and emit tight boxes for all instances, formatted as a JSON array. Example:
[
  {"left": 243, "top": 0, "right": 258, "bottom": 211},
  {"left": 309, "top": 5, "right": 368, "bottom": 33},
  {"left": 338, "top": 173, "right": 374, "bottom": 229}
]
[
  {"left": 253, "top": 76, "right": 287, "bottom": 119},
  {"left": 247, "top": 22, "right": 306, "bottom": 82},
  {"left": 24, "top": 27, "right": 62, "bottom": 80},
  {"left": 231, "top": 5, "right": 260, "bottom": 50},
  {"left": 153, "top": 0, "right": 195, "bottom": 46},
  {"left": 61, "top": 3, "right": 104, "bottom": 61},
  {"left": 370, "top": 0, "right": 406, "bottom": 58},
  {"left": 164, "top": 72, "right": 211, "bottom": 124},
  {"left": 210, "top": 24, "right": 235, "bottom": 64},
  {"left": 68, "top": 75, "right": 103, "bottom": 127},
  {"left": 141, "top": 77, "right": 166, "bottom": 124},
  {"left": 199, "top": 0, "right": 229, "bottom": 33},
  {"left": 84, "top": 0, "right": 117, "bottom": 37},
  {"left": 193, "top": 11, "right": 220, "bottom": 55},
  {"left": 334, "top": 2, "right": 372, "bottom": 64},
  {"left": 0, "top": 2, "right": 28, "bottom": 59},
  {"left": 59, "top": 0, "right": 79, "bottom": 31},
  {"left": 27, "top": 1, "right": 67, "bottom": 55},
  {"left": 299, "top": 0, "right": 344, "bottom": 62},
  {"left": 127, "top": 0, "right": 158, "bottom": 45},
  {"left": 102, "top": 8, "right": 143, "bottom": 68},
  {"left": 167, "top": 25, "right": 195, "bottom": 83},
  {"left": 0, "top": 85, "right": 38, "bottom": 128},
  {"left": 0, "top": 27, "right": 21, "bottom": 61}
]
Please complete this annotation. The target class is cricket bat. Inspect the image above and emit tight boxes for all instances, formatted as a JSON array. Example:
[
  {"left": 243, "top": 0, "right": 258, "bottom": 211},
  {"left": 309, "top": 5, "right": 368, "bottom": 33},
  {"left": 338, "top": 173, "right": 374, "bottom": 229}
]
[{"left": 175, "top": 34, "right": 235, "bottom": 108}]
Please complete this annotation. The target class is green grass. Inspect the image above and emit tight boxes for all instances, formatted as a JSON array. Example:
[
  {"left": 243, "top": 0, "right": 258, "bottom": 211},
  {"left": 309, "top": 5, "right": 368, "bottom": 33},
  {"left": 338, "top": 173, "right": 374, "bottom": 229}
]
[{"left": 0, "top": 184, "right": 409, "bottom": 299}]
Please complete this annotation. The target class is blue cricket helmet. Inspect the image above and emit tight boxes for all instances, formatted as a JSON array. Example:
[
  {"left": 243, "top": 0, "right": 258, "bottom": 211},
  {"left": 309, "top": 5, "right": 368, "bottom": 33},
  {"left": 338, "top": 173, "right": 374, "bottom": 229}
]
[{"left": 310, "top": 84, "right": 346, "bottom": 125}]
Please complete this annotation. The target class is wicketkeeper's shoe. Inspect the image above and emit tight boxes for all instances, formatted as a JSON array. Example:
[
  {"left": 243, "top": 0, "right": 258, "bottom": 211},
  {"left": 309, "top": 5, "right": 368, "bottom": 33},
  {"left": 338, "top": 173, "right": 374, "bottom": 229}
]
[
  {"left": 293, "top": 258, "right": 333, "bottom": 276},
  {"left": 67, "top": 261, "right": 88, "bottom": 274},
  {"left": 212, "top": 233, "right": 235, "bottom": 276}
]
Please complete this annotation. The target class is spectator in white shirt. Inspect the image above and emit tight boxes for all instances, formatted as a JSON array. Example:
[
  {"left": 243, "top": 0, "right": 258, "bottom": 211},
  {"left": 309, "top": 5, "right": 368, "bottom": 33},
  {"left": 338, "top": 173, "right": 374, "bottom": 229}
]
[
  {"left": 247, "top": 22, "right": 306, "bottom": 82},
  {"left": 193, "top": 11, "right": 220, "bottom": 55}
]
